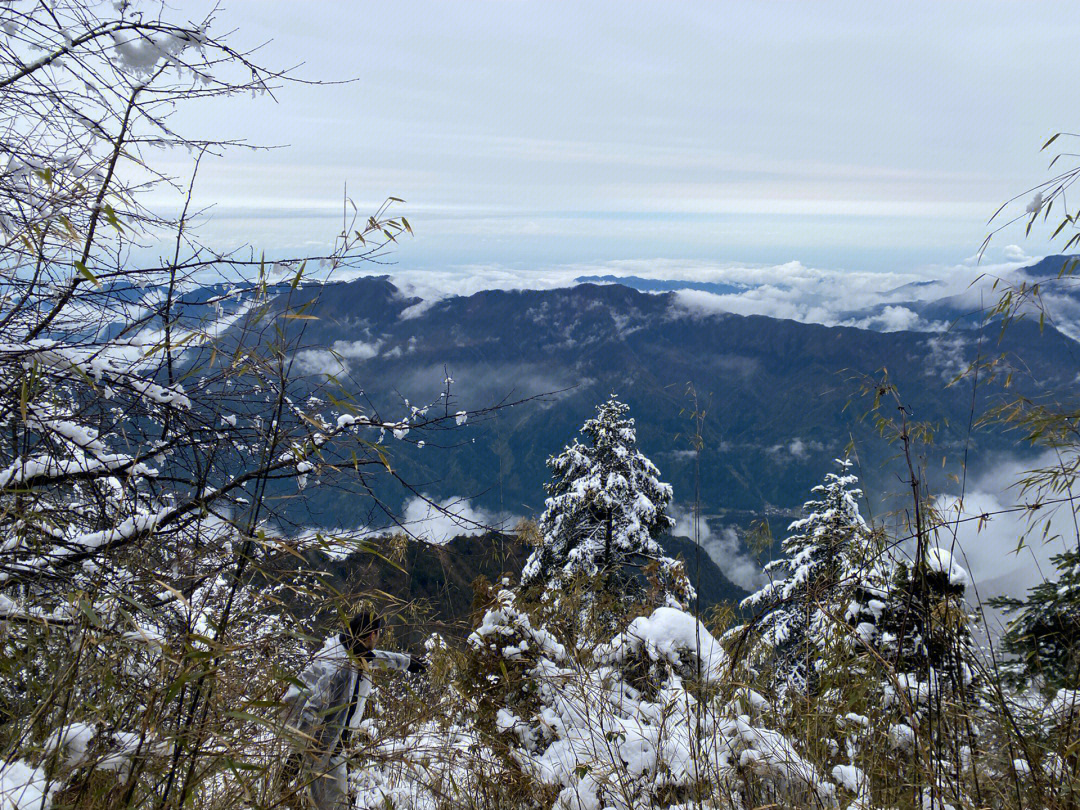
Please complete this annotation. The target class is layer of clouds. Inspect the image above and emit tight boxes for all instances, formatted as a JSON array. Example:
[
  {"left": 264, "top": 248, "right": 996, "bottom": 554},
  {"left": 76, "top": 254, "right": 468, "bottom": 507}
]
[
  {"left": 665, "top": 256, "right": 1039, "bottom": 330},
  {"left": 290, "top": 494, "right": 516, "bottom": 558},
  {"left": 923, "top": 334, "right": 971, "bottom": 381},
  {"left": 845, "top": 305, "right": 946, "bottom": 333},
  {"left": 293, "top": 339, "right": 382, "bottom": 377},
  {"left": 399, "top": 495, "right": 517, "bottom": 545},
  {"left": 933, "top": 452, "right": 1079, "bottom": 631},
  {"left": 277, "top": 252, "right": 1044, "bottom": 337},
  {"left": 293, "top": 349, "right": 344, "bottom": 378},
  {"left": 1002, "top": 244, "right": 1032, "bottom": 262},
  {"left": 669, "top": 505, "right": 766, "bottom": 592},
  {"left": 766, "top": 437, "right": 823, "bottom": 462}
]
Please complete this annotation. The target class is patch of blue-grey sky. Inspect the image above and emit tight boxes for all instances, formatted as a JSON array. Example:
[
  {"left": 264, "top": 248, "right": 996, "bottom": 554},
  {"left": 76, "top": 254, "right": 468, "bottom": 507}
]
[{"left": 157, "top": 2, "right": 1078, "bottom": 281}]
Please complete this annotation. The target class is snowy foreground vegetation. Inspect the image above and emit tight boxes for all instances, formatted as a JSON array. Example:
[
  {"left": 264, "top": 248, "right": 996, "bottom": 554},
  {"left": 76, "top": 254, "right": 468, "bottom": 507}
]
[
  {"left": 301, "top": 410, "right": 1079, "bottom": 810},
  {"left": 2, "top": 388, "right": 1078, "bottom": 810},
  {"left": 1, "top": 1, "right": 1079, "bottom": 809}
]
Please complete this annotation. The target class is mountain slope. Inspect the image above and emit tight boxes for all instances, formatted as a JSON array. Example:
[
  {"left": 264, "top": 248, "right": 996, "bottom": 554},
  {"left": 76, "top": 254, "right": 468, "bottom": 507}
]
[
  {"left": 271, "top": 274, "right": 1077, "bottom": 514},
  {"left": 196, "top": 258, "right": 1080, "bottom": 592}
]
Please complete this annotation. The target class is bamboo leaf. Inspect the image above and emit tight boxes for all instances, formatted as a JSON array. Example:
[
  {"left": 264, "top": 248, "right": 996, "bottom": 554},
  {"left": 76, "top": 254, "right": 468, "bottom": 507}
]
[
  {"left": 74, "top": 260, "right": 100, "bottom": 287},
  {"left": 102, "top": 204, "right": 124, "bottom": 233},
  {"left": 290, "top": 260, "right": 307, "bottom": 290}
]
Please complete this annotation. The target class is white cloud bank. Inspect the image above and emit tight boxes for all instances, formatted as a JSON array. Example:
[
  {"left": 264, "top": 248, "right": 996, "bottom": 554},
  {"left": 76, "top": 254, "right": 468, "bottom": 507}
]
[
  {"left": 934, "top": 453, "right": 1079, "bottom": 631},
  {"left": 399, "top": 495, "right": 515, "bottom": 545},
  {"left": 297, "top": 253, "right": 1044, "bottom": 335},
  {"left": 766, "top": 438, "right": 823, "bottom": 462},
  {"left": 665, "top": 257, "right": 1039, "bottom": 331},
  {"left": 293, "top": 339, "right": 382, "bottom": 377},
  {"left": 669, "top": 505, "right": 766, "bottom": 592},
  {"left": 1003, "top": 244, "right": 1031, "bottom": 262},
  {"left": 297, "top": 495, "right": 518, "bottom": 556}
]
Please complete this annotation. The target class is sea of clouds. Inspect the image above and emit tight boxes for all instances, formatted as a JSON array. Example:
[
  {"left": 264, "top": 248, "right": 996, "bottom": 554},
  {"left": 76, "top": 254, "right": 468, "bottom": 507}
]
[{"left": 297, "top": 246, "right": 1057, "bottom": 336}]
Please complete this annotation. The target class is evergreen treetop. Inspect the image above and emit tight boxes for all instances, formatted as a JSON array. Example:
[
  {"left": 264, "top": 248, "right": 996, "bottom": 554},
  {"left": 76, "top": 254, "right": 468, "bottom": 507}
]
[
  {"left": 521, "top": 395, "right": 690, "bottom": 605},
  {"left": 994, "top": 549, "right": 1080, "bottom": 689},
  {"left": 740, "top": 460, "right": 870, "bottom": 675}
]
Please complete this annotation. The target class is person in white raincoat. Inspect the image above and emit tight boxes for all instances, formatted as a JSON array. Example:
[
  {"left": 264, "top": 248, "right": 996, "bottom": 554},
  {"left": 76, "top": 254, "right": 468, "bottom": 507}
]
[{"left": 281, "top": 612, "right": 426, "bottom": 809}]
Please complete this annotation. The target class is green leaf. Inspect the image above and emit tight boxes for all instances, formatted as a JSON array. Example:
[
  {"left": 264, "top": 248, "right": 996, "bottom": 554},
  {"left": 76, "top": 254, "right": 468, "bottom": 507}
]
[
  {"left": 290, "top": 260, "right": 307, "bottom": 290},
  {"left": 18, "top": 376, "right": 28, "bottom": 424},
  {"left": 223, "top": 757, "right": 263, "bottom": 772},
  {"left": 102, "top": 204, "right": 124, "bottom": 233},
  {"left": 58, "top": 215, "right": 79, "bottom": 240},
  {"left": 225, "top": 710, "right": 287, "bottom": 734},
  {"left": 74, "top": 260, "right": 100, "bottom": 287},
  {"left": 79, "top": 598, "right": 103, "bottom": 628}
]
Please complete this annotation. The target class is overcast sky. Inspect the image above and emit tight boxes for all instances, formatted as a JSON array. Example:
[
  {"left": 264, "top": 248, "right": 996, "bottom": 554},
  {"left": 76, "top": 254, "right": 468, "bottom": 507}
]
[{"left": 167, "top": 1, "right": 1080, "bottom": 281}]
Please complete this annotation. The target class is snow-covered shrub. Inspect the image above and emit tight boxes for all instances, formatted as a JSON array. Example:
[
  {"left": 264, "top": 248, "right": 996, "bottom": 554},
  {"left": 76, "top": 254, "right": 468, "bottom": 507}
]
[
  {"left": 594, "top": 606, "right": 728, "bottom": 699},
  {"left": 357, "top": 591, "right": 847, "bottom": 810},
  {"left": 463, "top": 585, "right": 568, "bottom": 745},
  {"left": 0, "top": 760, "right": 56, "bottom": 810}
]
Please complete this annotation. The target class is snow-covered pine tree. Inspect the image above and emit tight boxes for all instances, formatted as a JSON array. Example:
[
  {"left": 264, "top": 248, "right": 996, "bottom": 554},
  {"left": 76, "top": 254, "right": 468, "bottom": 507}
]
[
  {"left": 520, "top": 395, "right": 692, "bottom": 607},
  {"left": 993, "top": 549, "right": 1080, "bottom": 689},
  {"left": 737, "top": 459, "right": 871, "bottom": 690}
]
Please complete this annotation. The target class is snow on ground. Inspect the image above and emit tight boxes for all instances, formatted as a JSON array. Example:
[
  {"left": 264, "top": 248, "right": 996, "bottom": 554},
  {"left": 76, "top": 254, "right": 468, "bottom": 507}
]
[{"left": 0, "top": 761, "right": 54, "bottom": 810}]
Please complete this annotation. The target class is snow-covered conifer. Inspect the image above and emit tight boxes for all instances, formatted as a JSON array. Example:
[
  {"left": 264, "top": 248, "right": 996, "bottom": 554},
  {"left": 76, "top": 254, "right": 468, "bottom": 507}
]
[
  {"left": 994, "top": 549, "right": 1080, "bottom": 689},
  {"left": 738, "top": 459, "right": 871, "bottom": 689},
  {"left": 520, "top": 395, "right": 692, "bottom": 607}
]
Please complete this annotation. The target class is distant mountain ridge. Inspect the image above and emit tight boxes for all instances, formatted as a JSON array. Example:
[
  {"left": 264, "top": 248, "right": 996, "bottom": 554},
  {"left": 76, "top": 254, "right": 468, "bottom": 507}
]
[
  {"left": 573, "top": 274, "right": 753, "bottom": 296},
  {"left": 197, "top": 256, "right": 1080, "bottom": 593}
]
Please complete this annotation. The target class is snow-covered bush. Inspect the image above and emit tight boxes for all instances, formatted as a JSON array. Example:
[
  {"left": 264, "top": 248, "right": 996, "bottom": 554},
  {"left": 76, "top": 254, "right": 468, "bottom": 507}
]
[
  {"left": 356, "top": 592, "right": 847, "bottom": 810},
  {"left": 0, "top": 760, "right": 56, "bottom": 810},
  {"left": 463, "top": 585, "right": 568, "bottom": 745}
]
